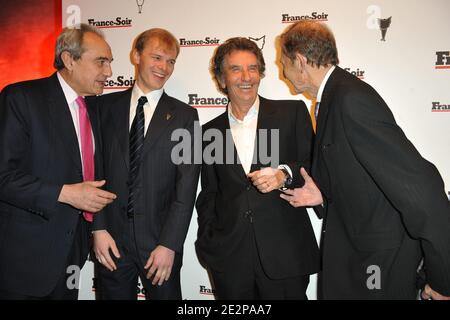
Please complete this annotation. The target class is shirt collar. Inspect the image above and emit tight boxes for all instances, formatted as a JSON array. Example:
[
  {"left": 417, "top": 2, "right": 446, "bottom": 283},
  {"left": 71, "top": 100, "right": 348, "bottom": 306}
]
[
  {"left": 57, "top": 72, "right": 79, "bottom": 105},
  {"left": 316, "top": 65, "right": 336, "bottom": 103},
  {"left": 132, "top": 83, "right": 164, "bottom": 107},
  {"left": 228, "top": 96, "right": 260, "bottom": 124}
]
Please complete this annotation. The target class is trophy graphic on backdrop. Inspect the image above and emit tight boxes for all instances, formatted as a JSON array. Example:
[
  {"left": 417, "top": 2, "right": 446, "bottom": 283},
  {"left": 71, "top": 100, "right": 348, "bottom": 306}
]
[
  {"left": 248, "top": 35, "right": 266, "bottom": 50},
  {"left": 378, "top": 16, "right": 392, "bottom": 41},
  {"left": 136, "top": 0, "right": 145, "bottom": 14}
]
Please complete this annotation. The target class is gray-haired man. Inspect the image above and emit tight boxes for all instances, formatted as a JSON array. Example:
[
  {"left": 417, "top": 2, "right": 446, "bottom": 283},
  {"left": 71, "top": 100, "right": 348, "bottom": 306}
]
[{"left": 0, "top": 23, "right": 116, "bottom": 299}]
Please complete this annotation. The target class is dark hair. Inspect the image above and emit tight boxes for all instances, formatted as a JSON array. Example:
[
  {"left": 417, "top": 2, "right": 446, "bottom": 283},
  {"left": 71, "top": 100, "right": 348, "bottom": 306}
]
[
  {"left": 211, "top": 37, "right": 265, "bottom": 94},
  {"left": 134, "top": 28, "right": 180, "bottom": 56},
  {"left": 54, "top": 23, "right": 104, "bottom": 70},
  {"left": 280, "top": 21, "right": 339, "bottom": 67}
]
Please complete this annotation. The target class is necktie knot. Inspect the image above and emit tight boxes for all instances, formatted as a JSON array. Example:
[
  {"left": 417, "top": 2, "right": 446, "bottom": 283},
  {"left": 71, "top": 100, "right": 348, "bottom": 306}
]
[
  {"left": 76, "top": 96, "right": 87, "bottom": 110},
  {"left": 138, "top": 96, "right": 148, "bottom": 107}
]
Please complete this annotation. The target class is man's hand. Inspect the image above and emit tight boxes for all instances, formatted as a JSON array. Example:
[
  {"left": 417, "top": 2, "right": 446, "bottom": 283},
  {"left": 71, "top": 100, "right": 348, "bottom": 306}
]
[
  {"left": 144, "top": 245, "right": 175, "bottom": 286},
  {"left": 58, "top": 180, "right": 116, "bottom": 212},
  {"left": 248, "top": 167, "right": 286, "bottom": 193},
  {"left": 93, "top": 230, "right": 121, "bottom": 271},
  {"left": 280, "top": 167, "right": 323, "bottom": 207},
  {"left": 421, "top": 284, "right": 450, "bottom": 300}
]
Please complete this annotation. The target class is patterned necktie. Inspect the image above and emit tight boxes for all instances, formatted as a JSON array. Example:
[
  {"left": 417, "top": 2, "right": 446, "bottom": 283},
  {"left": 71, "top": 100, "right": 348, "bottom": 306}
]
[
  {"left": 127, "top": 96, "right": 147, "bottom": 217},
  {"left": 76, "top": 96, "right": 94, "bottom": 222}
]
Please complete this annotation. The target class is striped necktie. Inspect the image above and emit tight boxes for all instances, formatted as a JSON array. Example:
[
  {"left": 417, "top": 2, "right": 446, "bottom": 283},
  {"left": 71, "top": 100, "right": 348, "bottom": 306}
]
[{"left": 127, "top": 96, "right": 147, "bottom": 217}]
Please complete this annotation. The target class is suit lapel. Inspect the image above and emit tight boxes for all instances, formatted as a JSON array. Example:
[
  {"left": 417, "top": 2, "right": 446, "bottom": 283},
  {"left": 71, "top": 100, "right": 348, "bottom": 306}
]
[
  {"left": 142, "top": 92, "right": 176, "bottom": 158},
  {"left": 110, "top": 89, "right": 132, "bottom": 170},
  {"left": 312, "top": 67, "right": 340, "bottom": 176},
  {"left": 47, "top": 73, "right": 82, "bottom": 172}
]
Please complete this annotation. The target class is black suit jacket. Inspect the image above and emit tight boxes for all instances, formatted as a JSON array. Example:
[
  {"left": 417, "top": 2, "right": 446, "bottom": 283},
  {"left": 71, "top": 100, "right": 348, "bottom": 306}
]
[
  {"left": 0, "top": 73, "right": 102, "bottom": 296},
  {"left": 195, "top": 96, "right": 320, "bottom": 280},
  {"left": 93, "top": 89, "right": 200, "bottom": 264},
  {"left": 313, "top": 66, "right": 450, "bottom": 299}
]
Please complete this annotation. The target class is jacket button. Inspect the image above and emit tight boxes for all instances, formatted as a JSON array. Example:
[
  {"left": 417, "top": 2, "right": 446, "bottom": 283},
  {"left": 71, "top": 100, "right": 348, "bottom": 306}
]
[
  {"left": 244, "top": 210, "right": 254, "bottom": 222},
  {"left": 244, "top": 210, "right": 253, "bottom": 218}
]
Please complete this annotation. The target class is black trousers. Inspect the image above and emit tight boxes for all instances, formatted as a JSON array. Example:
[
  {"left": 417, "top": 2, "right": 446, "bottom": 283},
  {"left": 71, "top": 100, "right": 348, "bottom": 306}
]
[
  {"left": 0, "top": 215, "right": 90, "bottom": 300},
  {"left": 210, "top": 226, "right": 310, "bottom": 300},
  {"left": 96, "top": 218, "right": 182, "bottom": 300}
]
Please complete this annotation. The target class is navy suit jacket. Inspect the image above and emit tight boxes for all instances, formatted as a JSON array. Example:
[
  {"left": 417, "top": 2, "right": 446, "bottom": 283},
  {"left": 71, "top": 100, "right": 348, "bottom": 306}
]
[{"left": 0, "top": 73, "right": 102, "bottom": 296}]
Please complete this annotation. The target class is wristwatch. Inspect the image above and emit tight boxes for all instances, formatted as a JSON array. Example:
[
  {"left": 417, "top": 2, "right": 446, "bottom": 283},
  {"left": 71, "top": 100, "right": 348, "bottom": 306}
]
[{"left": 280, "top": 168, "right": 293, "bottom": 190}]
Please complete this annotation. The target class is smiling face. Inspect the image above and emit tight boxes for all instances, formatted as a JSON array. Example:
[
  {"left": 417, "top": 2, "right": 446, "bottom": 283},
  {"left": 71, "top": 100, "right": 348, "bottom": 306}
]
[
  {"left": 67, "top": 32, "right": 113, "bottom": 96},
  {"left": 132, "top": 38, "right": 177, "bottom": 93},
  {"left": 219, "top": 50, "right": 261, "bottom": 108}
]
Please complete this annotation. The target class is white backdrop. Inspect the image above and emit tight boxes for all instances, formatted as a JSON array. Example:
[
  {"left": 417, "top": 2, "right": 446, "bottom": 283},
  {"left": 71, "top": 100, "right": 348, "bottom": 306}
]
[{"left": 61, "top": 0, "right": 450, "bottom": 300}]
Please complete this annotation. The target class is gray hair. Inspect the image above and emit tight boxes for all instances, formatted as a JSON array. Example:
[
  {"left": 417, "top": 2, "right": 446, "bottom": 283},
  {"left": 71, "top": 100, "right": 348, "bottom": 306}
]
[
  {"left": 280, "top": 21, "right": 339, "bottom": 68},
  {"left": 54, "top": 23, "right": 104, "bottom": 70}
]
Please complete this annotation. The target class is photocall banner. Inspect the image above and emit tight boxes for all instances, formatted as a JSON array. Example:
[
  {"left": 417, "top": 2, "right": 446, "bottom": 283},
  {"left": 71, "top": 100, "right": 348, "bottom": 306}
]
[{"left": 60, "top": 0, "right": 450, "bottom": 300}]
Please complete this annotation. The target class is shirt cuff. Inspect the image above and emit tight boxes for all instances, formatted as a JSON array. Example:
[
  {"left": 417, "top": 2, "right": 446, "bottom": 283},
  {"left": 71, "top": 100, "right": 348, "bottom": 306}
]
[{"left": 277, "top": 164, "right": 293, "bottom": 178}]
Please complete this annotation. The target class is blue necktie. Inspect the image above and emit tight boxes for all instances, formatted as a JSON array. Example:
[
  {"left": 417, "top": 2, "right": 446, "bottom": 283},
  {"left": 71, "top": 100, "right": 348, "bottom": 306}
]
[{"left": 127, "top": 96, "right": 147, "bottom": 217}]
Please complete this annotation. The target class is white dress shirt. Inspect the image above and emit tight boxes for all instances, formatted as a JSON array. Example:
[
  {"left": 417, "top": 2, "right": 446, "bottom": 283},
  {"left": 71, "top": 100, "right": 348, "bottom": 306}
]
[
  {"left": 129, "top": 84, "right": 163, "bottom": 136},
  {"left": 228, "top": 96, "right": 293, "bottom": 179},
  {"left": 228, "top": 97, "right": 259, "bottom": 175},
  {"left": 316, "top": 65, "right": 336, "bottom": 105}
]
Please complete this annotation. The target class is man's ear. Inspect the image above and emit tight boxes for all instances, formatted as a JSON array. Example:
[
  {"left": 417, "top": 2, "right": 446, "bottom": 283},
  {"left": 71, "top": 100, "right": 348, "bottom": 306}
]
[
  {"left": 61, "top": 51, "right": 74, "bottom": 71},
  {"left": 218, "top": 76, "right": 226, "bottom": 90},
  {"left": 295, "top": 52, "right": 307, "bottom": 69},
  {"left": 132, "top": 48, "right": 140, "bottom": 65}
]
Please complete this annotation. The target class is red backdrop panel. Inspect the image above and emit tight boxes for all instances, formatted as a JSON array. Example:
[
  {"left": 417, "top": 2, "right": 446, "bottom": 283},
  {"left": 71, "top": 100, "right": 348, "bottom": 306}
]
[{"left": 0, "top": 0, "right": 62, "bottom": 90}]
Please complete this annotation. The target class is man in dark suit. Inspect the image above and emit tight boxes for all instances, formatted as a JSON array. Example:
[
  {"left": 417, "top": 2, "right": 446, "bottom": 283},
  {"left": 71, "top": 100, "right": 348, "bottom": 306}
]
[
  {"left": 195, "top": 37, "right": 320, "bottom": 300},
  {"left": 278, "top": 21, "right": 450, "bottom": 299},
  {"left": 92, "top": 28, "right": 200, "bottom": 300},
  {"left": 0, "top": 24, "right": 116, "bottom": 299}
]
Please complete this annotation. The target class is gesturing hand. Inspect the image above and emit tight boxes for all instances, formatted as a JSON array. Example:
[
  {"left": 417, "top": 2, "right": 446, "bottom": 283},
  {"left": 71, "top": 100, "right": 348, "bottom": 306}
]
[
  {"left": 280, "top": 168, "right": 323, "bottom": 207},
  {"left": 58, "top": 180, "right": 116, "bottom": 212}
]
